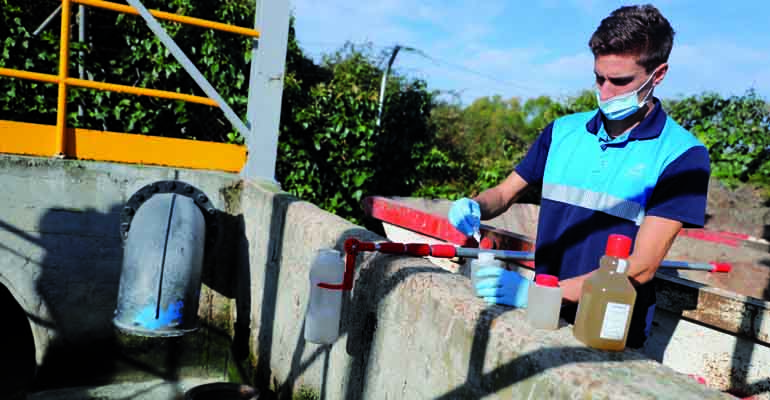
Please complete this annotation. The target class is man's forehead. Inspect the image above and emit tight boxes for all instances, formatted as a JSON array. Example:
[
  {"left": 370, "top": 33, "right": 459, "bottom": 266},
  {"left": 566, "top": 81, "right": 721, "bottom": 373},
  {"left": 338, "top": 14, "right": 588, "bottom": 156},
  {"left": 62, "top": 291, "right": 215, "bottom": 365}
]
[{"left": 594, "top": 54, "right": 645, "bottom": 76}]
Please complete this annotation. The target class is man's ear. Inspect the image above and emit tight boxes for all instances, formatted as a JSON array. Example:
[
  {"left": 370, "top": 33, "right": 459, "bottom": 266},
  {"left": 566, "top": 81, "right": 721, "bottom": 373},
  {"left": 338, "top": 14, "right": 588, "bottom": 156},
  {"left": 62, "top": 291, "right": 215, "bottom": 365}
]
[{"left": 653, "top": 63, "right": 668, "bottom": 86}]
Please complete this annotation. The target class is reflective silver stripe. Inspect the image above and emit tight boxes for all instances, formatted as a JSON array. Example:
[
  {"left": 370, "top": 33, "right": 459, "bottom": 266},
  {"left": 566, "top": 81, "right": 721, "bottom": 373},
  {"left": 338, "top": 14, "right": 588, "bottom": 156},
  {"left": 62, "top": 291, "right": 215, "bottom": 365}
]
[{"left": 542, "top": 183, "right": 645, "bottom": 225}]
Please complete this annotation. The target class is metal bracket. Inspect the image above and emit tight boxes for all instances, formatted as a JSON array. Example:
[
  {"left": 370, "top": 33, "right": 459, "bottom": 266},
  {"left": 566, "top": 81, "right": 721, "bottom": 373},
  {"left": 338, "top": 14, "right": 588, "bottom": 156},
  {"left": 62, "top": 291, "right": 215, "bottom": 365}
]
[{"left": 120, "top": 180, "right": 219, "bottom": 248}]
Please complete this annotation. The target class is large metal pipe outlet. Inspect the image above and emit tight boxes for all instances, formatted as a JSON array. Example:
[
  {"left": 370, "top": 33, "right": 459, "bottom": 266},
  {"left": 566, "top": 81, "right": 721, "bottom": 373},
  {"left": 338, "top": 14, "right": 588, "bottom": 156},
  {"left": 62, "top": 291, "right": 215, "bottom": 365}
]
[{"left": 113, "top": 181, "right": 218, "bottom": 337}]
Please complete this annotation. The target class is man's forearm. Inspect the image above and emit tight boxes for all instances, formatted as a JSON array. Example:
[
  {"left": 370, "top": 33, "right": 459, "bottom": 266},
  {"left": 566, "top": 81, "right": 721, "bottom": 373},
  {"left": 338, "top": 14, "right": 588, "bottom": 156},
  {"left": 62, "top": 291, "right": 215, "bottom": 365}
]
[
  {"left": 473, "top": 171, "right": 529, "bottom": 220},
  {"left": 627, "top": 215, "right": 683, "bottom": 285},
  {"left": 474, "top": 187, "right": 511, "bottom": 220}
]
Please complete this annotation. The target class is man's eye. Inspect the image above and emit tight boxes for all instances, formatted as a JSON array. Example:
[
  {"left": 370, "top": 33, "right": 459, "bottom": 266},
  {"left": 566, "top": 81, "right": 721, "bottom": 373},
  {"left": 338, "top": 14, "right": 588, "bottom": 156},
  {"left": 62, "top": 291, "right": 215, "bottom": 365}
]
[
  {"left": 608, "top": 77, "right": 634, "bottom": 86},
  {"left": 595, "top": 76, "right": 606, "bottom": 85}
]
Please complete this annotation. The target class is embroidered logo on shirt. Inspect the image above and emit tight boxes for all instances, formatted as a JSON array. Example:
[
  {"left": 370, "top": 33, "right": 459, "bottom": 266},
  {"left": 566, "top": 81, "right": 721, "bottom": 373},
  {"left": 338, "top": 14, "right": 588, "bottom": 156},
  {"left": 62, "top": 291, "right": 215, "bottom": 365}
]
[{"left": 627, "top": 163, "right": 646, "bottom": 178}]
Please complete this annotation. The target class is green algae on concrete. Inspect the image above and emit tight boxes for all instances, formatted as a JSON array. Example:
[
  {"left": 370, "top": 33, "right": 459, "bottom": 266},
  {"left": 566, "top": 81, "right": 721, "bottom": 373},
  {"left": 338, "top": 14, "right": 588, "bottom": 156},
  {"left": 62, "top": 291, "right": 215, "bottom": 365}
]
[
  {"left": 221, "top": 181, "right": 244, "bottom": 214},
  {"left": 293, "top": 385, "right": 320, "bottom": 400}
]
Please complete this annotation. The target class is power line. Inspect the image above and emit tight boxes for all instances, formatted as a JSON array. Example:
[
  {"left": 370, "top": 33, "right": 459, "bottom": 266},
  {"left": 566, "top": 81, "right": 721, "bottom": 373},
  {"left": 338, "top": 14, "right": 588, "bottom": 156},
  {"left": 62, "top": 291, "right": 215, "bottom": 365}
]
[{"left": 405, "top": 47, "right": 547, "bottom": 94}]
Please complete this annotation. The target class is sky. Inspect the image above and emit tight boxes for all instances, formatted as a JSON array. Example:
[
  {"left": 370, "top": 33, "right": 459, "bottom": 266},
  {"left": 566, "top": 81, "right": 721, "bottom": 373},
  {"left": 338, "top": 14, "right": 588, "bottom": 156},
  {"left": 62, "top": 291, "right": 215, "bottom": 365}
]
[{"left": 289, "top": 0, "right": 770, "bottom": 105}]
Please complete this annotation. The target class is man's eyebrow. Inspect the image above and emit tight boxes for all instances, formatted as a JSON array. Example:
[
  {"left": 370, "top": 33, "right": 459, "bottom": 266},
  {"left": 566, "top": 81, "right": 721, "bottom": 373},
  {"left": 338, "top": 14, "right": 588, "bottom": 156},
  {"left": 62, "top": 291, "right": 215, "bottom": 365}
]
[{"left": 594, "top": 71, "right": 635, "bottom": 80}]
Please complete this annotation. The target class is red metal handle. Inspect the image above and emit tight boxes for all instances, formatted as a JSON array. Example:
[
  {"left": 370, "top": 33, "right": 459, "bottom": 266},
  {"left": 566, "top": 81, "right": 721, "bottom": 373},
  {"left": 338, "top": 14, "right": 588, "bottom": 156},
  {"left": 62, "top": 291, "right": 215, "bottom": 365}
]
[{"left": 316, "top": 238, "right": 462, "bottom": 291}]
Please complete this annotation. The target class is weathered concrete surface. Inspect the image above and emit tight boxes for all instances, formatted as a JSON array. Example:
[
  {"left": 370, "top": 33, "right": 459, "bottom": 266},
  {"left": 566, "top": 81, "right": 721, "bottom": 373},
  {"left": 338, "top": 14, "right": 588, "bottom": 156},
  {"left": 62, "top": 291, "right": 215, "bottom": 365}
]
[
  {"left": 644, "top": 308, "right": 770, "bottom": 398},
  {"left": 0, "top": 155, "right": 736, "bottom": 399},
  {"left": 379, "top": 197, "right": 770, "bottom": 398}
]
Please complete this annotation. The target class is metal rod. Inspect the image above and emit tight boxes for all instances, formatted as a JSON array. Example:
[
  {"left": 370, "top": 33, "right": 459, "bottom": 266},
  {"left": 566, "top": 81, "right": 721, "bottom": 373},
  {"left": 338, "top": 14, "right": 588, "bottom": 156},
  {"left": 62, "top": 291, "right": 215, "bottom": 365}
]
[
  {"left": 33, "top": 5, "right": 63, "bottom": 36},
  {"left": 55, "top": 0, "right": 72, "bottom": 158},
  {"left": 78, "top": 4, "right": 86, "bottom": 117},
  {"left": 455, "top": 247, "right": 730, "bottom": 272},
  {"left": 0, "top": 68, "right": 60, "bottom": 84},
  {"left": 72, "top": 0, "right": 260, "bottom": 38},
  {"left": 0, "top": 68, "right": 217, "bottom": 106},
  {"left": 337, "top": 239, "right": 732, "bottom": 274},
  {"left": 68, "top": 77, "right": 217, "bottom": 105},
  {"left": 124, "top": 0, "right": 250, "bottom": 138}
]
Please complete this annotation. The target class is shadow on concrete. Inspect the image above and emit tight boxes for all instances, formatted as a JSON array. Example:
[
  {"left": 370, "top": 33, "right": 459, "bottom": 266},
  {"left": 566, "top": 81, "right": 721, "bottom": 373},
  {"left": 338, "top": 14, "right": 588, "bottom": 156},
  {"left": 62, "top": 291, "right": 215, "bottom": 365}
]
[
  {"left": 201, "top": 206, "right": 253, "bottom": 387},
  {"left": 342, "top": 258, "right": 450, "bottom": 400},
  {"left": 0, "top": 206, "right": 126, "bottom": 397},
  {"left": 0, "top": 281, "right": 37, "bottom": 398},
  {"left": 433, "top": 344, "right": 648, "bottom": 399},
  {"left": 32, "top": 205, "right": 125, "bottom": 393},
  {"left": 251, "top": 192, "right": 299, "bottom": 398},
  {"left": 725, "top": 256, "right": 770, "bottom": 398}
]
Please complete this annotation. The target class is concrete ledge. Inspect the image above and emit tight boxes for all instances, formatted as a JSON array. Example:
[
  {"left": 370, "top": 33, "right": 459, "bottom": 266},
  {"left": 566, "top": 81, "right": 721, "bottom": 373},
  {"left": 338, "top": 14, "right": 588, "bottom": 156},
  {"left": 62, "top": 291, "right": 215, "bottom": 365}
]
[
  {"left": 0, "top": 154, "right": 735, "bottom": 398},
  {"left": 240, "top": 181, "right": 732, "bottom": 399}
]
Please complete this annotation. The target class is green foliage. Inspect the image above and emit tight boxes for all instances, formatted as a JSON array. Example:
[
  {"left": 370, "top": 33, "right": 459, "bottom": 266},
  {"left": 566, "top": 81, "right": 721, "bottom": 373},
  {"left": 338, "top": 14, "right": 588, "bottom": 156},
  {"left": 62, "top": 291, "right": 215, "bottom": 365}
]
[
  {"left": 3, "top": 1, "right": 769, "bottom": 222},
  {"left": 666, "top": 90, "right": 770, "bottom": 188},
  {"left": 424, "top": 90, "right": 598, "bottom": 200},
  {"left": 0, "top": 0, "right": 253, "bottom": 143},
  {"left": 278, "top": 36, "right": 451, "bottom": 222}
]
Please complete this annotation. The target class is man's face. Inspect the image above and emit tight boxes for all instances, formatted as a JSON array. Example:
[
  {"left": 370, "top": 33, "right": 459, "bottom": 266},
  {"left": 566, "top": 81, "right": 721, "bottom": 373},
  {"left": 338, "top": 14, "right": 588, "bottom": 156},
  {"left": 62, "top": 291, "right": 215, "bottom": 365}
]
[{"left": 594, "top": 54, "right": 651, "bottom": 102}]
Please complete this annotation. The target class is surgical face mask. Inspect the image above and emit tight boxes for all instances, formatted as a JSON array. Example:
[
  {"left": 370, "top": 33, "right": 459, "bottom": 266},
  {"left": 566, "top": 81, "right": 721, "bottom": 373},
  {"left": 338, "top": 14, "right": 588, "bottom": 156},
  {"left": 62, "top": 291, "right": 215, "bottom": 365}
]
[{"left": 595, "top": 72, "right": 655, "bottom": 120}]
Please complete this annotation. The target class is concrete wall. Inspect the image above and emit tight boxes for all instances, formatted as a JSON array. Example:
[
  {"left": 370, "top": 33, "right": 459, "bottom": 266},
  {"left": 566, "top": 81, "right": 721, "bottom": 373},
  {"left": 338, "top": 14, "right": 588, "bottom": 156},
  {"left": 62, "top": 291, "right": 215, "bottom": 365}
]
[
  {"left": 0, "top": 154, "right": 734, "bottom": 399},
  {"left": 0, "top": 155, "right": 242, "bottom": 391},
  {"left": 235, "top": 173, "right": 732, "bottom": 399}
]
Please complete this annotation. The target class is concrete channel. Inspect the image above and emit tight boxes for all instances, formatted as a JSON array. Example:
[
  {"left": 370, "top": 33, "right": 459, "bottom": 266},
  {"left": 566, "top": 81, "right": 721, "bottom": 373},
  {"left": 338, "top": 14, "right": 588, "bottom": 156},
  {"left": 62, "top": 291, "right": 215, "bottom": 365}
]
[{"left": 0, "top": 154, "right": 748, "bottom": 399}]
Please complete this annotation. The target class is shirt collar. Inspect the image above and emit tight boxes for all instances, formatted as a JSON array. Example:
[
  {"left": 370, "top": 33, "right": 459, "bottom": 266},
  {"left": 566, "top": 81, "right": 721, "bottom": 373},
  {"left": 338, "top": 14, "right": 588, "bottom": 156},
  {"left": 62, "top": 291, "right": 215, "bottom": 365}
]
[{"left": 586, "top": 97, "right": 667, "bottom": 140}]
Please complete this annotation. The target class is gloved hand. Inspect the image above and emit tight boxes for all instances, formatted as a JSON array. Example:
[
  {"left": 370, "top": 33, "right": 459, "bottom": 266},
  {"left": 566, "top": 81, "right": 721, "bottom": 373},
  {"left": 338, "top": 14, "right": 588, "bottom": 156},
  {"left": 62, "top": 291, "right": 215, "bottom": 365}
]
[
  {"left": 448, "top": 197, "right": 481, "bottom": 237},
  {"left": 474, "top": 267, "right": 530, "bottom": 308}
]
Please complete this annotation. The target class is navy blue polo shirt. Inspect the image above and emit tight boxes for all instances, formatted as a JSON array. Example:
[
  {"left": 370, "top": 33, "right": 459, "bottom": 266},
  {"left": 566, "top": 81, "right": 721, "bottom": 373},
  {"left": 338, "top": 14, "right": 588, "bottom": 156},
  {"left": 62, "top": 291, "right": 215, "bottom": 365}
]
[{"left": 515, "top": 98, "right": 710, "bottom": 347}]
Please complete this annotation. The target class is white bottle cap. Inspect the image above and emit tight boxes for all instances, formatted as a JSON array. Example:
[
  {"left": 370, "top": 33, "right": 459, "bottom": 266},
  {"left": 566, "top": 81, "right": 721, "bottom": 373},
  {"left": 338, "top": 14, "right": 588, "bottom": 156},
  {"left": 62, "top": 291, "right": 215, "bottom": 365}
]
[{"left": 477, "top": 252, "right": 496, "bottom": 264}]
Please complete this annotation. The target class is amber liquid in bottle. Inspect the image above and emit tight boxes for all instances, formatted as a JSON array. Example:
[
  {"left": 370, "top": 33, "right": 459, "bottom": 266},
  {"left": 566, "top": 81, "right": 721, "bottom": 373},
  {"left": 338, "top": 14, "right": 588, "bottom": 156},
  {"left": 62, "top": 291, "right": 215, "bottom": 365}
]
[{"left": 573, "top": 236, "right": 637, "bottom": 351}]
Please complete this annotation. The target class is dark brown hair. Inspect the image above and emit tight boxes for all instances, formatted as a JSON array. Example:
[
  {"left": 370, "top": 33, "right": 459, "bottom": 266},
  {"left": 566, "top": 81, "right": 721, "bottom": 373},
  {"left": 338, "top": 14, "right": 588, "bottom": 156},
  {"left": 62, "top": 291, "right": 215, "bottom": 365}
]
[{"left": 589, "top": 4, "right": 675, "bottom": 73}]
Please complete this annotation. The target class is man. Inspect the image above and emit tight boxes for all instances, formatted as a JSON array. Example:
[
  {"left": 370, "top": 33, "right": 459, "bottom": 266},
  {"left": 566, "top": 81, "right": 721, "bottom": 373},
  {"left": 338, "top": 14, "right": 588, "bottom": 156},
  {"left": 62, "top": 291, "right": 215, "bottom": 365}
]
[{"left": 448, "top": 4, "right": 710, "bottom": 348}]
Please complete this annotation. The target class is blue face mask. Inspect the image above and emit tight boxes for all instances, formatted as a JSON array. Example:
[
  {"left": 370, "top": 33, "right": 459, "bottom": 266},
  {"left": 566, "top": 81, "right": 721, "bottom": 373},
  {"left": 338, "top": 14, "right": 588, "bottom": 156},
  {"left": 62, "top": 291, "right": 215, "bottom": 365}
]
[{"left": 595, "top": 72, "right": 655, "bottom": 120}]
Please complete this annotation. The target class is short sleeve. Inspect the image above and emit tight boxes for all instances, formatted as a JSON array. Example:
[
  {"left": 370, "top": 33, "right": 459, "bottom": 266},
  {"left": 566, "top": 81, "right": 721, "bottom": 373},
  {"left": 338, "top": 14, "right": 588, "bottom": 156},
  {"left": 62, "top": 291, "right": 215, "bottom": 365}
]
[
  {"left": 646, "top": 146, "right": 711, "bottom": 227},
  {"left": 514, "top": 122, "right": 554, "bottom": 185}
]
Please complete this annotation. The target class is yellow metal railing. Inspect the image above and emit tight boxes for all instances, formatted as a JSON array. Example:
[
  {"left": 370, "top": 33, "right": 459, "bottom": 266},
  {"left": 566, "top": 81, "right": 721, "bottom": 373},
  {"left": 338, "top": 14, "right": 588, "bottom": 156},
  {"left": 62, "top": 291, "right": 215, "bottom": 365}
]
[{"left": 0, "top": 0, "right": 259, "bottom": 170}]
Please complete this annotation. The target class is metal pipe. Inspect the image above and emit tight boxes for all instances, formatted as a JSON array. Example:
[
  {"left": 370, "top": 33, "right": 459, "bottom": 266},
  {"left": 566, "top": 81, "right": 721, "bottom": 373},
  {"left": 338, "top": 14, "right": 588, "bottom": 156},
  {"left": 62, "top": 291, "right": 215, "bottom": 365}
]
[
  {"left": 78, "top": 4, "right": 86, "bottom": 117},
  {"left": 0, "top": 68, "right": 217, "bottom": 106},
  {"left": 0, "top": 68, "right": 60, "bottom": 84},
  {"left": 68, "top": 77, "right": 217, "bottom": 105},
  {"left": 72, "top": 0, "right": 260, "bottom": 38},
  {"left": 55, "top": 0, "right": 72, "bottom": 158},
  {"left": 124, "top": 0, "right": 250, "bottom": 139},
  {"left": 317, "top": 238, "right": 732, "bottom": 291},
  {"left": 33, "top": 5, "right": 63, "bottom": 36}
]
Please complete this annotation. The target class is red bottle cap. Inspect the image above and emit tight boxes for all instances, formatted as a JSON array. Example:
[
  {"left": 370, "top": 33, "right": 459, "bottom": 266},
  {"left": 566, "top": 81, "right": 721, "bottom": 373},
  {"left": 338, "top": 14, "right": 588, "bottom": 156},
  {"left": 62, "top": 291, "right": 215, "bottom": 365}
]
[
  {"left": 605, "top": 234, "right": 632, "bottom": 258},
  {"left": 535, "top": 274, "right": 559, "bottom": 287}
]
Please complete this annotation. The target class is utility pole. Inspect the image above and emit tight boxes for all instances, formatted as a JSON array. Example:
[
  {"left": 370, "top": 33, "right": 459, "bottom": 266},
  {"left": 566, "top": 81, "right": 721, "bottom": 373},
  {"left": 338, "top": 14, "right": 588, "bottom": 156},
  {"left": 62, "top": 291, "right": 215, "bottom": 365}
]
[{"left": 376, "top": 45, "right": 401, "bottom": 128}]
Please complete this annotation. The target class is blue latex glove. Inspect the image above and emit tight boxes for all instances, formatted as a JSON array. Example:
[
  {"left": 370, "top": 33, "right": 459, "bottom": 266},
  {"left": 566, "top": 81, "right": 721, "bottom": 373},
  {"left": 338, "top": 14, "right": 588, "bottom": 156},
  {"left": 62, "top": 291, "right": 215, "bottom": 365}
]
[
  {"left": 448, "top": 197, "right": 481, "bottom": 237},
  {"left": 474, "top": 267, "right": 530, "bottom": 308}
]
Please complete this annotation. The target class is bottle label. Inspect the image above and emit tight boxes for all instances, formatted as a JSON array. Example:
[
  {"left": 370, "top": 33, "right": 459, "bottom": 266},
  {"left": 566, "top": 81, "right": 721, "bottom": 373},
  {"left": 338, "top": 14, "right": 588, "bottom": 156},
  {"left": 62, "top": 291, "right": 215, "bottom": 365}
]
[
  {"left": 616, "top": 259, "right": 628, "bottom": 273},
  {"left": 599, "top": 302, "right": 631, "bottom": 340}
]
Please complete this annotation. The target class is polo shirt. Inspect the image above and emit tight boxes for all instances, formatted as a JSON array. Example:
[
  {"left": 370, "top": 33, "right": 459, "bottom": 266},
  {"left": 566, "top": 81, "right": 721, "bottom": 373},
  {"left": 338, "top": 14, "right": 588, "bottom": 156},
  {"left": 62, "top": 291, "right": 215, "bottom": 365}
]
[{"left": 514, "top": 98, "right": 710, "bottom": 347}]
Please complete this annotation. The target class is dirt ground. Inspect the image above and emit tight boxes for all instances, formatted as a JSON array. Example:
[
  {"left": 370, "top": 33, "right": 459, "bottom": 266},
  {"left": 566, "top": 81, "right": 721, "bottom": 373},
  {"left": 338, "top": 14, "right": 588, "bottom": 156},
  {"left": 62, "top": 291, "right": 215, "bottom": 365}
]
[
  {"left": 704, "top": 178, "right": 770, "bottom": 240},
  {"left": 385, "top": 178, "right": 770, "bottom": 301}
]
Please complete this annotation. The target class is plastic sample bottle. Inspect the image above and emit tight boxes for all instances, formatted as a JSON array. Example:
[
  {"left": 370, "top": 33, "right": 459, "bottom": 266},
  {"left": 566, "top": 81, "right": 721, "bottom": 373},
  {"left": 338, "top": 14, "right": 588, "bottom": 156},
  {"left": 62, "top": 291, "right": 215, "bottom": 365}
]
[
  {"left": 304, "top": 248, "right": 344, "bottom": 344},
  {"left": 527, "top": 274, "right": 562, "bottom": 330},
  {"left": 471, "top": 252, "right": 502, "bottom": 294},
  {"left": 573, "top": 234, "right": 637, "bottom": 351}
]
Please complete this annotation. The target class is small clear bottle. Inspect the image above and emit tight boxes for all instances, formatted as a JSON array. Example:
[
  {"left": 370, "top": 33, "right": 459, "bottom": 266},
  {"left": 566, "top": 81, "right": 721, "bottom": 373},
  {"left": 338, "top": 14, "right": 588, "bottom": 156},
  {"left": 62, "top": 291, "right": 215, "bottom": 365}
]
[
  {"left": 527, "top": 274, "right": 562, "bottom": 330},
  {"left": 304, "top": 248, "right": 344, "bottom": 344},
  {"left": 573, "top": 234, "right": 637, "bottom": 351},
  {"left": 471, "top": 252, "right": 501, "bottom": 295}
]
